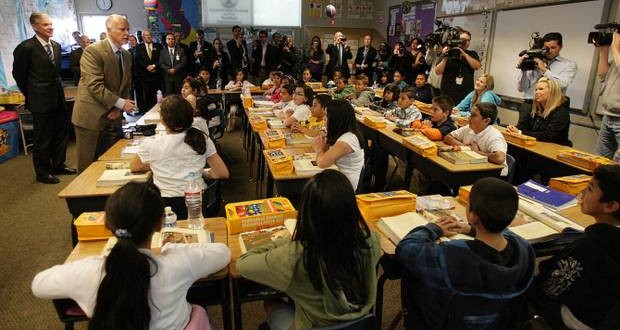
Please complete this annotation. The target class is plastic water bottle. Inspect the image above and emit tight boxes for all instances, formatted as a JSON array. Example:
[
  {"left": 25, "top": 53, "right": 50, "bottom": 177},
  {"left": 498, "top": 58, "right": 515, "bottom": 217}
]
[
  {"left": 164, "top": 206, "right": 177, "bottom": 228},
  {"left": 156, "top": 90, "right": 163, "bottom": 103},
  {"left": 184, "top": 172, "right": 204, "bottom": 230},
  {"left": 242, "top": 85, "right": 250, "bottom": 96},
  {"left": 216, "top": 79, "right": 222, "bottom": 92}
]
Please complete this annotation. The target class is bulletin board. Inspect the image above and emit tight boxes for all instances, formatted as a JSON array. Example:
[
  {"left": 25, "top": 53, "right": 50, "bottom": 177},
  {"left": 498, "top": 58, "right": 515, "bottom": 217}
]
[{"left": 387, "top": 1, "right": 436, "bottom": 48}]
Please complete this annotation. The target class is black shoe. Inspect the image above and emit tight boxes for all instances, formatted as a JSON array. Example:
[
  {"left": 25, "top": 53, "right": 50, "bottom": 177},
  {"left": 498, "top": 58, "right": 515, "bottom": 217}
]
[
  {"left": 52, "top": 165, "right": 78, "bottom": 175},
  {"left": 36, "top": 174, "right": 60, "bottom": 184}
]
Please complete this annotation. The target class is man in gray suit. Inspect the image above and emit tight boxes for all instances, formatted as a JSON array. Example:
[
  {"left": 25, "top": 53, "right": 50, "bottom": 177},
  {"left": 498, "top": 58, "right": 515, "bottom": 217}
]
[
  {"left": 72, "top": 14, "right": 134, "bottom": 172},
  {"left": 160, "top": 32, "right": 187, "bottom": 95},
  {"left": 13, "top": 12, "right": 76, "bottom": 184}
]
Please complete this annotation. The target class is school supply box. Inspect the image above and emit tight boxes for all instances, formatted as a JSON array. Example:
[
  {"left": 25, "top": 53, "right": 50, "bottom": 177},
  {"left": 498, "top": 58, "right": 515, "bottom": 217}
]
[
  {"left": 225, "top": 198, "right": 297, "bottom": 234},
  {"left": 356, "top": 190, "right": 417, "bottom": 220},
  {"left": 74, "top": 211, "right": 113, "bottom": 241},
  {"left": 264, "top": 148, "right": 293, "bottom": 174}
]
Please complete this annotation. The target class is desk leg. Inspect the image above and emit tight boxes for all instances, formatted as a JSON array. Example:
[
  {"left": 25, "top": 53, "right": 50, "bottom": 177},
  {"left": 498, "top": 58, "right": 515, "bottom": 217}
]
[
  {"left": 222, "top": 277, "right": 232, "bottom": 330},
  {"left": 266, "top": 172, "right": 274, "bottom": 197},
  {"left": 375, "top": 272, "right": 389, "bottom": 329},
  {"left": 373, "top": 146, "right": 389, "bottom": 192},
  {"left": 403, "top": 159, "right": 414, "bottom": 191},
  {"left": 232, "top": 278, "right": 244, "bottom": 330}
]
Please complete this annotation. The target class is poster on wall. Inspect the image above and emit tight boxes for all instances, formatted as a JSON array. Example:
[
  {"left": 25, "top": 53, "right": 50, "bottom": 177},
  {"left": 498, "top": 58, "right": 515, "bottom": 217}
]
[
  {"left": 402, "top": 3, "right": 416, "bottom": 35},
  {"left": 387, "top": 5, "right": 403, "bottom": 46},
  {"left": 202, "top": 0, "right": 252, "bottom": 25},
  {"left": 347, "top": 0, "right": 360, "bottom": 19},
  {"left": 308, "top": 1, "right": 323, "bottom": 18},
  {"left": 416, "top": 2, "right": 436, "bottom": 39}
]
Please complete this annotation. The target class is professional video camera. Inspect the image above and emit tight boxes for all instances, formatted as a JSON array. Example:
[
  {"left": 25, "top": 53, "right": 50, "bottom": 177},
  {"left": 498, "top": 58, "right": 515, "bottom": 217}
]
[
  {"left": 587, "top": 23, "right": 619, "bottom": 46},
  {"left": 517, "top": 32, "right": 548, "bottom": 71},
  {"left": 425, "top": 20, "right": 463, "bottom": 58}
]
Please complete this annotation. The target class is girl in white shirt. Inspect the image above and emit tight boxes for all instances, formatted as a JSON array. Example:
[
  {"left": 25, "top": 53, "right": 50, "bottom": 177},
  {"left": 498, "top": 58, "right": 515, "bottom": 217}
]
[
  {"left": 311, "top": 99, "right": 365, "bottom": 190},
  {"left": 32, "top": 182, "right": 231, "bottom": 330},
  {"left": 180, "top": 77, "right": 210, "bottom": 135},
  {"left": 284, "top": 85, "right": 314, "bottom": 127},
  {"left": 130, "top": 95, "right": 229, "bottom": 219},
  {"left": 225, "top": 68, "right": 255, "bottom": 91}
]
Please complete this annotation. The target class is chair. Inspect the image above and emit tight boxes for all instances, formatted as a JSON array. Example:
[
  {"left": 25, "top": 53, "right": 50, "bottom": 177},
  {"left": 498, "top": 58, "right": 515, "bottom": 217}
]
[
  {"left": 203, "top": 178, "right": 222, "bottom": 217},
  {"left": 307, "top": 314, "right": 376, "bottom": 330},
  {"left": 505, "top": 153, "right": 516, "bottom": 184},
  {"left": 16, "top": 105, "right": 34, "bottom": 155},
  {"left": 52, "top": 299, "right": 88, "bottom": 330}
]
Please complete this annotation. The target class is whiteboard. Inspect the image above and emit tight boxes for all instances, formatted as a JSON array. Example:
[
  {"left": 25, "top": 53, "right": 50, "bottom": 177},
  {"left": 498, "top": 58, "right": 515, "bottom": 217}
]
[{"left": 489, "top": 0, "right": 605, "bottom": 111}]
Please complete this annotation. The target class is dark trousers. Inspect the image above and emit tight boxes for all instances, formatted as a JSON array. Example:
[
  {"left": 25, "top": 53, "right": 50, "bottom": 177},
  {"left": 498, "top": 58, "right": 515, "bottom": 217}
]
[
  {"left": 164, "top": 75, "right": 182, "bottom": 95},
  {"left": 133, "top": 75, "right": 144, "bottom": 112},
  {"left": 141, "top": 79, "right": 160, "bottom": 112},
  {"left": 31, "top": 108, "right": 68, "bottom": 176}
]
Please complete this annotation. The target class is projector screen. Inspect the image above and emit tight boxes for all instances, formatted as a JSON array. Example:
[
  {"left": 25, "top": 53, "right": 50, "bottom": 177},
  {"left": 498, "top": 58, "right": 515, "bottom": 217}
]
[{"left": 202, "top": 0, "right": 301, "bottom": 27}]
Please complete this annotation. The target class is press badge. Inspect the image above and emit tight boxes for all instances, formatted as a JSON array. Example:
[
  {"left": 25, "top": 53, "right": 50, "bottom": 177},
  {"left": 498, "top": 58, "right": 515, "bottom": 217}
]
[
  {"left": 455, "top": 76, "right": 464, "bottom": 85},
  {"left": 176, "top": 54, "right": 180, "bottom": 61}
]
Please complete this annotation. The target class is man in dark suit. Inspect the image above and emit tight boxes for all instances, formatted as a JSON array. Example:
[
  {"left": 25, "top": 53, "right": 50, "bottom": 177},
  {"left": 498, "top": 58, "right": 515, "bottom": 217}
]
[
  {"left": 13, "top": 12, "right": 76, "bottom": 184},
  {"left": 354, "top": 34, "right": 377, "bottom": 80},
  {"left": 252, "top": 30, "right": 278, "bottom": 82},
  {"left": 128, "top": 34, "right": 143, "bottom": 112},
  {"left": 160, "top": 32, "right": 187, "bottom": 95},
  {"left": 325, "top": 31, "right": 353, "bottom": 79},
  {"left": 69, "top": 35, "right": 91, "bottom": 86},
  {"left": 189, "top": 29, "right": 213, "bottom": 76},
  {"left": 134, "top": 30, "right": 162, "bottom": 112},
  {"left": 72, "top": 14, "right": 134, "bottom": 172},
  {"left": 226, "top": 25, "right": 249, "bottom": 71}
]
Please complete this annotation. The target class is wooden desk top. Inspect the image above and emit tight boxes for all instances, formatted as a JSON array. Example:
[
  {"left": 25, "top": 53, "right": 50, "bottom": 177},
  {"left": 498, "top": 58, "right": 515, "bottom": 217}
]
[
  {"left": 264, "top": 146, "right": 315, "bottom": 180},
  {"left": 97, "top": 139, "right": 140, "bottom": 161},
  {"left": 57, "top": 161, "right": 120, "bottom": 199},
  {"left": 66, "top": 218, "right": 229, "bottom": 280},
  {"left": 136, "top": 103, "right": 161, "bottom": 126}
]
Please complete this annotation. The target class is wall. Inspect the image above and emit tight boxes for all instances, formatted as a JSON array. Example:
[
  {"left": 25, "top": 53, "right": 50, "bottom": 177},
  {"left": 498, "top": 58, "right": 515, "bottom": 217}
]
[
  {"left": 74, "top": 1, "right": 146, "bottom": 34},
  {"left": 0, "top": 0, "right": 22, "bottom": 88}
]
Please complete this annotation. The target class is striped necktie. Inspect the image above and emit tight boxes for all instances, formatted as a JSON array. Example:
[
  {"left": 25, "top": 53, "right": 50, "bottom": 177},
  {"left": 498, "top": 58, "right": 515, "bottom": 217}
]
[{"left": 45, "top": 43, "right": 54, "bottom": 64}]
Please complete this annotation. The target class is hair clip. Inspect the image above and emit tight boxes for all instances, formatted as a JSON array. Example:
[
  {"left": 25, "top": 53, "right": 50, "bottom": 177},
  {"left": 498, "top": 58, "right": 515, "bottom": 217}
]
[{"left": 114, "top": 228, "right": 132, "bottom": 239}]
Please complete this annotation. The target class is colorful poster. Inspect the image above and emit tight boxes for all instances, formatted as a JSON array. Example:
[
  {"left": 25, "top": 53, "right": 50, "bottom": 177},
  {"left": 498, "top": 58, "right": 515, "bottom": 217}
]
[
  {"left": 309, "top": 1, "right": 323, "bottom": 18},
  {"left": 416, "top": 2, "right": 436, "bottom": 39}
]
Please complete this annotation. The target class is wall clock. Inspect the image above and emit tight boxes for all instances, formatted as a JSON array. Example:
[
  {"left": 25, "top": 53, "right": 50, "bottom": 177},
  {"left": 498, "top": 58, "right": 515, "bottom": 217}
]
[{"left": 96, "top": 0, "right": 112, "bottom": 12}]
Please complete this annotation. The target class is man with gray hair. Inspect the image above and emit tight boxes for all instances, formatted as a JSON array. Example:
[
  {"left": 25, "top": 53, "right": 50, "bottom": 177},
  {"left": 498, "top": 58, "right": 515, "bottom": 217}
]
[{"left": 72, "top": 14, "right": 134, "bottom": 172}]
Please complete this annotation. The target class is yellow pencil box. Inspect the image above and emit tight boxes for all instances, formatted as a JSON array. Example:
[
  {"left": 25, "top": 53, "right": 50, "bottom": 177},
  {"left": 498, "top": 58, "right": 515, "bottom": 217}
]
[
  {"left": 548, "top": 174, "right": 591, "bottom": 195},
  {"left": 458, "top": 185, "right": 473, "bottom": 204},
  {"left": 557, "top": 149, "right": 613, "bottom": 171},
  {"left": 74, "top": 211, "right": 112, "bottom": 241},
  {"left": 356, "top": 190, "right": 417, "bottom": 220},
  {"left": 502, "top": 131, "right": 537, "bottom": 147},
  {"left": 265, "top": 129, "right": 286, "bottom": 149},
  {"left": 363, "top": 116, "right": 387, "bottom": 129},
  {"left": 264, "top": 148, "right": 294, "bottom": 174},
  {"left": 225, "top": 197, "right": 297, "bottom": 234},
  {"left": 250, "top": 116, "right": 267, "bottom": 131},
  {"left": 403, "top": 134, "right": 438, "bottom": 157}
]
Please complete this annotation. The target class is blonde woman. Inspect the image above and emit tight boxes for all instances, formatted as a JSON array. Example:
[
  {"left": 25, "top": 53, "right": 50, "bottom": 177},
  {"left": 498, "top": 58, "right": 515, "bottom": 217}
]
[
  {"left": 453, "top": 74, "right": 501, "bottom": 115},
  {"left": 507, "top": 77, "right": 571, "bottom": 146}
]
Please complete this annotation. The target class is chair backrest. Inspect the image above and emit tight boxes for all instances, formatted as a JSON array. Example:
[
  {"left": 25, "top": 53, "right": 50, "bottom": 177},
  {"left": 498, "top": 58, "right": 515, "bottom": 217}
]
[
  {"left": 203, "top": 178, "right": 222, "bottom": 217},
  {"left": 505, "top": 153, "right": 516, "bottom": 184},
  {"left": 440, "top": 292, "right": 526, "bottom": 330},
  {"left": 307, "top": 314, "right": 376, "bottom": 330}
]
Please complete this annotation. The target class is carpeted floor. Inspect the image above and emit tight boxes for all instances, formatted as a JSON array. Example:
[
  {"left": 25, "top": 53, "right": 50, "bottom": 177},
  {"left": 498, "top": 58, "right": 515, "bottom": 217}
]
[{"left": 0, "top": 126, "right": 402, "bottom": 330}]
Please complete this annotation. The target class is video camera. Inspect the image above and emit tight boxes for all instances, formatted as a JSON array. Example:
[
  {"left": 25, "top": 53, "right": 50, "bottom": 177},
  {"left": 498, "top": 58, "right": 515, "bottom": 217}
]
[
  {"left": 425, "top": 20, "right": 463, "bottom": 59},
  {"left": 587, "top": 23, "right": 619, "bottom": 46},
  {"left": 517, "top": 32, "right": 548, "bottom": 71}
]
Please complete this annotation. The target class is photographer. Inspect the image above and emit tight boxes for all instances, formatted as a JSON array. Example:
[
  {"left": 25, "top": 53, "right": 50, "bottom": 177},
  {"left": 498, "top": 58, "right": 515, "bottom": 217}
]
[
  {"left": 388, "top": 41, "right": 414, "bottom": 84},
  {"left": 595, "top": 31, "right": 620, "bottom": 159},
  {"left": 326, "top": 31, "right": 353, "bottom": 78},
  {"left": 435, "top": 30, "right": 481, "bottom": 104},
  {"left": 517, "top": 32, "right": 577, "bottom": 120}
]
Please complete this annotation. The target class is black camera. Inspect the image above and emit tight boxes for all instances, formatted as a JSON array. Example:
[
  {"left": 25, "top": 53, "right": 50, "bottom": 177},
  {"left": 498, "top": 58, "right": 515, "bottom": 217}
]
[
  {"left": 587, "top": 23, "right": 619, "bottom": 46},
  {"left": 424, "top": 21, "right": 464, "bottom": 59},
  {"left": 517, "top": 32, "right": 548, "bottom": 71}
]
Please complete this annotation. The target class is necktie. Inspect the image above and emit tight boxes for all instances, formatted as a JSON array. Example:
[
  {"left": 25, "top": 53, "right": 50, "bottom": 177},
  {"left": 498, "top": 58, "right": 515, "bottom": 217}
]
[
  {"left": 170, "top": 48, "right": 175, "bottom": 65},
  {"left": 45, "top": 43, "right": 54, "bottom": 64},
  {"left": 147, "top": 43, "right": 152, "bottom": 59},
  {"left": 362, "top": 47, "right": 369, "bottom": 65},
  {"left": 116, "top": 50, "right": 123, "bottom": 78},
  {"left": 338, "top": 44, "right": 343, "bottom": 67}
]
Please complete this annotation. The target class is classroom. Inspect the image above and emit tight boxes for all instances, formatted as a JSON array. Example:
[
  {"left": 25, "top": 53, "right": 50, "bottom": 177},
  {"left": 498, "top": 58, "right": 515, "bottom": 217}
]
[{"left": 1, "top": 0, "right": 619, "bottom": 329}]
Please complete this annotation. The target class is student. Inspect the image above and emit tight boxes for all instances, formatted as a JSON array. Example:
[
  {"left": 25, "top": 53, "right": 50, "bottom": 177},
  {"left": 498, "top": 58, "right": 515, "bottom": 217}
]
[
  {"left": 528, "top": 164, "right": 620, "bottom": 330},
  {"left": 265, "top": 71, "right": 284, "bottom": 102},
  {"left": 225, "top": 68, "right": 255, "bottom": 91},
  {"left": 507, "top": 77, "right": 571, "bottom": 146},
  {"left": 413, "top": 73, "right": 433, "bottom": 104},
  {"left": 31, "top": 181, "right": 231, "bottom": 330},
  {"left": 326, "top": 68, "right": 343, "bottom": 88},
  {"left": 348, "top": 74, "right": 375, "bottom": 107},
  {"left": 376, "top": 70, "right": 393, "bottom": 88},
  {"left": 197, "top": 67, "right": 213, "bottom": 92},
  {"left": 130, "top": 95, "right": 229, "bottom": 219},
  {"left": 261, "top": 70, "right": 276, "bottom": 89},
  {"left": 370, "top": 83, "right": 400, "bottom": 114},
  {"left": 237, "top": 169, "right": 381, "bottom": 329},
  {"left": 181, "top": 77, "right": 201, "bottom": 110},
  {"left": 392, "top": 70, "right": 409, "bottom": 91},
  {"left": 284, "top": 85, "right": 314, "bottom": 127},
  {"left": 384, "top": 87, "right": 422, "bottom": 128},
  {"left": 444, "top": 102, "right": 508, "bottom": 176},
  {"left": 291, "top": 93, "right": 330, "bottom": 137},
  {"left": 454, "top": 74, "right": 501, "bottom": 115},
  {"left": 331, "top": 76, "right": 354, "bottom": 100},
  {"left": 271, "top": 84, "right": 295, "bottom": 114},
  {"left": 311, "top": 100, "right": 365, "bottom": 190},
  {"left": 301, "top": 68, "right": 316, "bottom": 83},
  {"left": 396, "top": 177, "right": 535, "bottom": 329},
  {"left": 412, "top": 95, "right": 456, "bottom": 141}
]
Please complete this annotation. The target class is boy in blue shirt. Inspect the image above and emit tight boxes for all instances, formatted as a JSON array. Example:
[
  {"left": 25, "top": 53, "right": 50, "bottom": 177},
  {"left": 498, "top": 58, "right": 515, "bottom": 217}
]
[{"left": 396, "top": 177, "right": 535, "bottom": 329}]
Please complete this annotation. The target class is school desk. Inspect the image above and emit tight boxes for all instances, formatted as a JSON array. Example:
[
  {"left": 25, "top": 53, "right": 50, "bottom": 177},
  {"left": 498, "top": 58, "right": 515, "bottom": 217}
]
[
  {"left": 263, "top": 146, "right": 315, "bottom": 198},
  {"left": 97, "top": 138, "right": 137, "bottom": 161}
]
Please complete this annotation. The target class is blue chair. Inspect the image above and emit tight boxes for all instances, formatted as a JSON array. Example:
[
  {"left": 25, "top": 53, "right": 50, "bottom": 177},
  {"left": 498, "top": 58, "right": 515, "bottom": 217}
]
[{"left": 307, "top": 314, "right": 376, "bottom": 330}]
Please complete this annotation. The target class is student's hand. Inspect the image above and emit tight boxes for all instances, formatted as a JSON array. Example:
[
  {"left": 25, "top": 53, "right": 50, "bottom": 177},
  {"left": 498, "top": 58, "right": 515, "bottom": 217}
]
[
  {"left": 436, "top": 217, "right": 472, "bottom": 236},
  {"left": 452, "top": 108, "right": 460, "bottom": 115},
  {"left": 422, "top": 119, "right": 432, "bottom": 127},
  {"left": 516, "top": 54, "right": 528, "bottom": 67},
  {"left": 470, "top": 141, "right": 480, "bottom": 152},
  {"left": 291, "top": 122, "right": 302, "bottom": 133},
  {"left": 311, "top": 135, "right": 328, "bottom": 153}
]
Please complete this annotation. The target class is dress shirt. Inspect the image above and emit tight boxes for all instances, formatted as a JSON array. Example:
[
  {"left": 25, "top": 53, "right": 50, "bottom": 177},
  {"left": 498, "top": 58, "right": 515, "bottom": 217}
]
[{"left": 517, "top": 55, "right": 577, "bottom": 99}]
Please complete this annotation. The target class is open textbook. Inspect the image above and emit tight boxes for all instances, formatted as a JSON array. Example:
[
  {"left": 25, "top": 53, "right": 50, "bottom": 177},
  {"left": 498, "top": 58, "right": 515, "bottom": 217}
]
[
  {"left": 239, "top": 218, "right": 297, "bottom": 253},
  {"left": 103, "top": 227, "right": 213, "bottom": 255}
]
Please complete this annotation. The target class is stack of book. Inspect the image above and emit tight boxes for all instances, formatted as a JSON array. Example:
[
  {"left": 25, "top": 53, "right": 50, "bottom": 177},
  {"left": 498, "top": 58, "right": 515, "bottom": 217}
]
[
  {"left": 517, "top": 180, "right": 577, "bottom": 210},
  {"left": 265, "top": 129, "right": 285, "bottom": 148},
  {"left": 548, "top": 174, "right": 591, "bottom": 195},
  {"left": 501, "top": 130, "right": 537, "bottom": 147},
  {"left": 557, "top": 149, "right": 613, "bottom": 170},
  {"left": 267, "top": 119, "right": 286, "bottom": 129},
  {"left": 363, "top": 116, "right": 387, "bottom": 129},
  {"left": 402, "top": 134, "right": 438, "bottom": 157},
  {"left": 438, "top": 150, "right": 487, "bottom": 165},
  {"left": 293, "top": 153, "right": 337, "bottom": 175},
  {"left": 96, "top": 169, "right": 150, "bottom": 187},
  {"left": 377, "top": 212, "right": 472, "bottom": 245}
]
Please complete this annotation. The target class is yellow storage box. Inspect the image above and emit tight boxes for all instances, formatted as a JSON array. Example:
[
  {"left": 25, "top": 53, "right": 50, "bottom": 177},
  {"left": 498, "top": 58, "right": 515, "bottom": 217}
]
[
  {"left": 363, "top": 116, "right": 387, "bottom": 129},
  {"left": 502, "top": 131, "right": 537, "bottom": 147},
  {"left": 458, "top": 185, "right": 473, "bottom": 204},
  {"left": 250, "top": 116, "right": 267, "bottom": 131},
  {"left": 225, "top": 197, "right": 297, "bottom": 234},
  {"left": 356, "top": 190, "right": 416, "bottom": 220},
  {"left": 265, "top": 129, "right": 286, "bottom": 149},
  {"left": 403, "top": 134, "right": 438, "bottom": 157},
  {"left": 557, "top": 149, "right": 613, "bottom": 171},
  {"left": 549, "top": 174, "right": 591, "bottom": 195},
  {"left": 74, "top": 211, "right": 112, "bottom": 241},
  {"left": 264, "top": 148, "right": 294, "bottom": 174}
]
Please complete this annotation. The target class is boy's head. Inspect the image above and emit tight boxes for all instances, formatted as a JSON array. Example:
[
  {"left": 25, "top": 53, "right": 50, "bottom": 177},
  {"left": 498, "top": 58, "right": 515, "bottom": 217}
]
[
  {"left": 398, "top": 87, "right": 416, "bottom": 109},
  {"left": 333, "top": 69, "right": 343, "bottom": 81},
  {"left": 280, "top": 84, "right": 295, "bottom": 102},
  {"left": 415, "top": 73, "right": 428, "bottom": 88},
  {"left": 393, "top": 70, "right": 404, "bottom": 83},
  {"left": 468, "top": 177, "right": 518, "bottom": 233},
  {"left": 312, "top": 94, "right": 331, "bottom": 119},
  {"left": 198, "top": 67, "right": 210, "bottom": 82},
  {"left": 383, "top": 84, "right": 400, "bottom": 103},
  {"left": 302, "top": 69, "right": 312, "bottom": 81},
  {"left": 581, "top": 165, "right": 620, "bottom": 222},
  {"left": 355, "top": 74, "right": 369, "bottom": 92},
  {"left": 430, "top": 95, "right": 454, "bottom": 123},
  {"left": 469, "top": 102, "right": 497, "bottom": 133},
  {"left": 335, "top": 77, "right": 348, "bottom": 91}
]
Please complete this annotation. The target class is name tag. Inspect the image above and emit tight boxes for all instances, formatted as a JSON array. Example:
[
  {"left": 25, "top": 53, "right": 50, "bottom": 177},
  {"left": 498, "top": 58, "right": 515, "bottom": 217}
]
[
  {"left": 176, "top": 55, "right": 180, "bottom": 61},
  {"left": 455, "top": 76, "right": 464, "bottom": 85}
]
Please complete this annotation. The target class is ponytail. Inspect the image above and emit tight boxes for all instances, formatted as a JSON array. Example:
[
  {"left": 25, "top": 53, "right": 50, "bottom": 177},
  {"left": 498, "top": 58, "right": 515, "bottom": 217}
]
[{"left": 184, "top": 127, "right": 207, "bottom": 155}]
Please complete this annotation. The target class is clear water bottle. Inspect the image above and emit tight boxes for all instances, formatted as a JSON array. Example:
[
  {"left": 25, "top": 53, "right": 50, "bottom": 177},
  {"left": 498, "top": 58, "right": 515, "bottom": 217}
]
[
  {"left": 164, "top": 206, "right": 177, "bottom": 228},
  {"left": 156, "top": 90, "right": 163, "bottom": 103},
  {"left": 242, "top": 85, "right": 250, "bottom": 96},
  {"left": 184, "top": 172, "right": 204, "bottom": 230},
  {"left": 216, "top": 78, "right": 222, "bottom": 92}
]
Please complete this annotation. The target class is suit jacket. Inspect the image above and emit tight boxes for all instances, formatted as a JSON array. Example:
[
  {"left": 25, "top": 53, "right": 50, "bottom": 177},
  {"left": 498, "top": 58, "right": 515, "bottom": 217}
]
[
  {"left": 159, "top": 46, "right": 187, "bottom": 79},
  {"left": 354, "top": 46, "right": 377, "bottom": 78},
  {"left": 189, "top": 40, "right": 213, "bottom": 69},
  {"left": 12, "top": 36, "right": 65, "bottom": 114},
  {"left": 251, "top": 42, "right": 278, "bottom": 75},
  {"left": 135, "top": 42, "right": 162, "bottom": 82},
  {"left": 226, "top": 38, "right": 249, "bottom": 71},
  {"left": 69, "top": 48, "right": 84, "bottom": 80},
  {"left": 326, "top": 43, "right": 353, "bottom": 78},
  {"left": 72, "top": 40, "right": 132, "bottom": 131}
]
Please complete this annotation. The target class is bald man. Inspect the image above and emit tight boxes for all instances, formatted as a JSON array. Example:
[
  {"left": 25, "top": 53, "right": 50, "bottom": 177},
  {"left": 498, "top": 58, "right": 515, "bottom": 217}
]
[
  {"left": 326, "top": 31, "right": 352, "bottom": 78},
  {"left": 72, "top": 14, "right": 134, "bottom": 172}
]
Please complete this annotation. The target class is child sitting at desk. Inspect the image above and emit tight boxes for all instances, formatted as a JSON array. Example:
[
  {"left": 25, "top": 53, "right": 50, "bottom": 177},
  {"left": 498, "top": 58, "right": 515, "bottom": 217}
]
[
  {"left": 181, "top": 77, "right": 201, "bottom": 110},
  {"left": 393, "top": 69, "right": 409, "bottom": 91},
  {"left": 284, "top": 85, "right": 314, "bottom": 128},
  {"left": 301, "top": 68, "right": 317, "bottom": 83},
  {"left": 396, "top": 177, "right": 535, "bottom": 329},
  {"left": 264, "top": 71, "right": 284, "bottom": 103},
  {"left": 326, "top": 68, "right": 343, "bottom": 88},
  {"left": 370, "top": 83, "right": 399, "bottom": 114},
  {"left": 376, "top": 70, "right": 393, "bottom": 88},
  {"left": 271, "top": 84, "right": 295, "bottom": 115},
  {"left": 32, "top": 182, "right": 231, "bottom": 330},
  {"left": 412, "top": 95, "right": 456, "bottom": 141},
  {"left": 444, "top": 102, "right": 508, "bottom": 176},
  {"left": 331, "top": 76, "right": 354, "bottom": 100},
  {"left": 348, "top": 74, "right": 375, "bottom": 107},
  {"left": 291, "top": 93, "right": 330, "bottom": 137},
  {"left": 237, "top": 169, "right": 381, "bottom": 330},
  {"left": 224, "top": 68, "right": 255, "bottom": 92},
  {"left": 312, "top": 100, "right": 365, "bottom": 190},
  {"left": 384, "top": 87, "right": 422, "bottom": 128},
  {"left": 527, "top": 164, "right": 620, "bottom": 330},
  {"left": 197, "top": 67, "right": 213, "bottom": 92},
  {"left": 130, "top": 95, "right": 229, "bottom": 219},
  {"left": 413, "top": 73, "right": 433, "bottom": 104}
]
